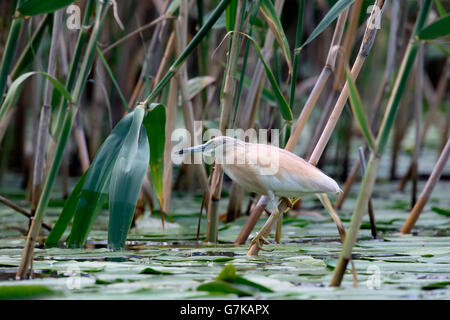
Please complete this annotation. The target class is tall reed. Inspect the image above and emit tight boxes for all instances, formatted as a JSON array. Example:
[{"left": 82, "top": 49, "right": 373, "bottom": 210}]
[{"left": 330, "top": 0, "right": 432, "bottom": 287}]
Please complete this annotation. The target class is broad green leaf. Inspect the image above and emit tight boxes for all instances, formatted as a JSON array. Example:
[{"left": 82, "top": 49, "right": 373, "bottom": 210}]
[
  {"left": 225, "top": 0, "right": 238, "bottom": 31},
  {"left": 143, "top": 104, "right": 166, "bottom": 206},
  {"left": 67, "top": 113, "right": 135, "bottom": 247},
  {"left": 0, "top": 285, "right": 55, "bottom": 299},
  {"left": 0, "top": 71, "right": 73, "bottom": 143},
  {"left": 345, "top": 69, "right": 376, "bottom": 151},
  {"left": 418, "top": 15, "right": 450, "bottom": 40},
  {"left": 232, "top": 32, "right": 292, "bottom": 121},
  {"left": 260, "top": 0, "right": 292, "bottom": 72},
  {"left": 45, "top": 170, "right": 89, "bottom": 247},
  {"left": 18, "top": 0, "right": 75, "bottom": 16},
  {"left": 301, "top": 0, "right": 354, "bottom": 48},
  {"left": 108, "top": 107, "right": 149, "bottom": 250}
]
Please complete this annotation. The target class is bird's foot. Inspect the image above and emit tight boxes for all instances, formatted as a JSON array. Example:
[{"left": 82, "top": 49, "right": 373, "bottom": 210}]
[
  {"left": 280, "top": 197, "right": 294, "bottom": 208},
  {"left": 250, "top": 232, "right": 272, "bottom": 251}
]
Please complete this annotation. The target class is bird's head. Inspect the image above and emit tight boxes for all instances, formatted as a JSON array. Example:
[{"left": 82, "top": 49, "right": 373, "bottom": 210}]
[{"left": 178, "top": 136, "right": 241, "bottom": 160}]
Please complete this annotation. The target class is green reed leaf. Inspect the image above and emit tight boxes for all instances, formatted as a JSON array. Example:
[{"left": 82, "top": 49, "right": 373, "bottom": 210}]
[
  {"left": 18, "top": 0, "right": 75, "bottom": 16},
  {"left": 108, "top": 107, "right": 149, "bottom": 250}
]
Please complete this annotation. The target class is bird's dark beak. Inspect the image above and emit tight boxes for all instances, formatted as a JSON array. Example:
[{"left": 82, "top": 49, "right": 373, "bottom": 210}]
[{"left": 178, "top": 144, "right": 206, "bottom": 154}]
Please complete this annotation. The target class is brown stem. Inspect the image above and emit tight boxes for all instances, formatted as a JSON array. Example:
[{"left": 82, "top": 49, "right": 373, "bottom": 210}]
[
  {"left": 0, "top": 195, "right": 52, "bottom": 231},
  {"left": 401, "top": 137, "right": 450, "bottom": 234}
]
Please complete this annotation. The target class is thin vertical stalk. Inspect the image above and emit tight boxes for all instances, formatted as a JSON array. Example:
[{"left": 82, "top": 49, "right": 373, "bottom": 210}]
[
  {"left": 246, "top": 0, "right": 386, "bottom": 255},
  {"left": 206, "top": 0, "right": 243, "bottom": 243},
  {"left": 411, "top": 44, "right": 424, "bottom": 206},
  {"left": 358, "top": 147, "right": 376, "bottom": 239},
  {"left": 401, "top": 137, "right": 450, "bottom": 234},
  {"left": 162, "top": 77, "right": 178, "bottom": 213},
  {"left": 333, "top": 0, "right": 363, "bottom": 90},
  {"left": 174, "top": 1, "right": 210, "bottom": 204},
  {"left": 0, "top": 0, "right": 24, "bottom": 101},
  {"left": 16, "top": 1, "right": 110, "bottom": 279},
  {"left": 142, "top": 0, "right": 232, "bottom": 107},
  {"left": 335, "top": 0, "right": 399, "bottom": 208},
  {"left": 330, "top": 0, "right": 432, "bottom": 287},
  {"left": 30, "top": 10, "right": 63, "bottom": 219},
  {"left": 226, "top": 0, "right": 278, "bottom": 222},
  {"left": 398, "top": 59, "right": 448, "bottom": 192}
]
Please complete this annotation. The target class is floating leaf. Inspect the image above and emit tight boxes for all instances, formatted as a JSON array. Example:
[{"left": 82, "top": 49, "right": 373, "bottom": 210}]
[
  {"left": 198, "top": 264, "right": 273, "bottom": 296},
  {"left": 432, "top": 207, "right": 450, "bottom": 217},
  {"left": 0, "top": 285, "right": 55, "bottom": 299},
  {"left": 139, "top": 267, "right": 173, "bottom": 275}
]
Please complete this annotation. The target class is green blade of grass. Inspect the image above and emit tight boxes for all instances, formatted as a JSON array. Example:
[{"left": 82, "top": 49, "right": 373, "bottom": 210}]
[
  {"left": 434, "top": 0, "right": 447, "bottom": 17},
  {"left": 260, "top": 0, "right": 292, "bottom": 72},
  {"left": 345, "top": 69, "right": 376, "bottom": 152},
  {"left": 143, "top": 0, "right": 232, "bottom": 106},
  {"left": 232, "top": 31, "right": 292, "bottom": 121},
  {"left": 0, "top": 0, "right": 24, "bottom": 101},
  {"left": 10, "top": 14, "right": 51, "bottom": 79},
  {"left": 301, "top": 0, "right": 354, "bottom": 49},
  {"left": 96, "top": 46, "right": 130, "bottom": 112}
]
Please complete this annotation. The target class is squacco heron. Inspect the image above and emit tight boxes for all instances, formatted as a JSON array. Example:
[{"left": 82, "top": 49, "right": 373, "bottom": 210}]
[{"left": 179, "top": 136, "right": 342, "bottom": 251}]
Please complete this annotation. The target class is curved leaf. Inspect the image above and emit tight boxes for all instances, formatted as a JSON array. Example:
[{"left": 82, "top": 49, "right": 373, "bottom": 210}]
[
  {"left": 18, "top": 0, "right": 75, "bottom": 16},
  {"left": 67, "top": 112, "right": 135, "bottom": 247},
  {"left": 301, "top": 0, "right": 354, "bottom": 48},
  {"left": 45, "top": 170, "right": 88, "bottom": 247},
  {"left": 143, "top": 104, "right": 166, "bottom": 206},
  {"left": 108, "top": 107, "right": 149, "bottom": 250},
  {"left": 0, "top": 71, "right": 73, "bottom": 143},
  {"left": 418, "top": 15, "right": 450, "bottom": 40},
  {"left": 345, "top": 69, "right": 376, "bottom": 152},
  {"left": 260, "top": 0, "right": 292, "bottom": 72},
  {"left": 232, "top": 32, "right": 292, "bottom": 121}
]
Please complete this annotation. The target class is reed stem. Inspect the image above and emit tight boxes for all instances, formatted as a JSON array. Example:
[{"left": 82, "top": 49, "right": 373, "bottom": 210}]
[{"left": 330, "top": 0, "right": 431, "bottom": 287}]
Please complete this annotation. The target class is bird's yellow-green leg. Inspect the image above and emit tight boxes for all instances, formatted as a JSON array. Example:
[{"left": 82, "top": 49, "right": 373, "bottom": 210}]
[{"left": 250, "top": 191, "right": 280, "bottom": 250}]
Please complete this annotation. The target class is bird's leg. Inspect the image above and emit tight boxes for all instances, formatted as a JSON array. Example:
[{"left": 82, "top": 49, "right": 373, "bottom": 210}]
[
  {"left": 249, "top": 192, "right": 280, "bottom": 251},
  {"left": 279, "top": 197, "right": 294, "bottom": 208}
]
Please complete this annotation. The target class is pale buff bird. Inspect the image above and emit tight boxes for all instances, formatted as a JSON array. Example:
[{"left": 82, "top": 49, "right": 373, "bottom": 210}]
[{"left": 179, "top": 136, "right": 342, "bottom": 248}]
